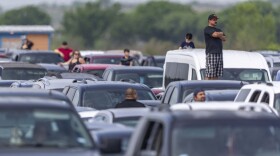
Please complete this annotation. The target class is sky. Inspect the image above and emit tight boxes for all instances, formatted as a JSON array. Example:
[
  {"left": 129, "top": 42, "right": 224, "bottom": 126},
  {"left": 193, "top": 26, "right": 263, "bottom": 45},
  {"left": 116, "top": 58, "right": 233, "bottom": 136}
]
[{"left": 0, "top": 0, "right": 248, "bottom": 11}]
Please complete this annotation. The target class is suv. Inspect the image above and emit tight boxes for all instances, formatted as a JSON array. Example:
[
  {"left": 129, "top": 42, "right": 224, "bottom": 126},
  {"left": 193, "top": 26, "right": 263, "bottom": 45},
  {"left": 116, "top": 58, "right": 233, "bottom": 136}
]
[
  {"left": 235, "top": 82, "right": 280, "bottom": 111},
  {"left": 126, "top": 108, "right": 280, "bottom": 156}
]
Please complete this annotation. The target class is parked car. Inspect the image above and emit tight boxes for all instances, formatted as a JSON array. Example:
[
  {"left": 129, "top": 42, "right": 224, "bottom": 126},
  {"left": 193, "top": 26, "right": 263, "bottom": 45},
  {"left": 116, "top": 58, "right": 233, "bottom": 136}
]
[
  {"left": 84, "top": 53, "right": 139, "bottom": 66},
  {"left": 72, "top": 64, "right": 118, "bottom": 78},
  {"left": 235, "top": 82, "right": 280, "bottom": 111},
  {"left": 11, "top": 50, "right": 63, "bottom": 64},
  {"left": 0, "top": 62, "right": 47, "bottom": 80},
  {"left": 163, "top": 49, "right": 271, "bottom": 88},
  {"left": 76, "top": 106, "right": 99, "bottom": 122},
  {"left": 161, "top": 80, "right": 247, "bottom": 106},
  {"left": 102, "top": 66, "right": 163, "bottom": 88},
  {"left": 91, "top": 108, "right": 149, "bottom": 127},
  {"left": 126, "top": 108, "right": 280, "bottom": 156},
  {"left": 47, "top": 72, "right": 103, "bottom": 80},
  {"left": 10, "top": 80, "right": 36, "bottom": 88},
  {"left": 63, "top": 81, "right": 157, "bottom": 109},
  {"left": 141, "top": 55, "right": 165, "bottom": 68},
  {"left": 0, "top": 97, "right": 97, "bottom": 155}
]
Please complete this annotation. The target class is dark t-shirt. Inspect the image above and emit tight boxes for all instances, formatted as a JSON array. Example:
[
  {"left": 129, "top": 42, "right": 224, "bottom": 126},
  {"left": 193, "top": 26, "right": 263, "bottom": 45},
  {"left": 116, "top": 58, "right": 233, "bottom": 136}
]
[
  {"left": 115, "top": 99, "right": 145, "bottom": 108},
  {"left": 120, "top": 56, "right": 133, "bottom": 66},
  {"left": 204, "top": 26, "right": 223, "bottom": 54},
  {"left": 180, "top": 41, "right": 195, "bottom": 49}
]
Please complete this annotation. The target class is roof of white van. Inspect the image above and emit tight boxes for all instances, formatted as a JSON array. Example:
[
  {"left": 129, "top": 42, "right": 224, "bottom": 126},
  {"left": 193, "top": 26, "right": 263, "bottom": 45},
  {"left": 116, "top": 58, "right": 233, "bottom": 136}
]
[
  {"left": 166, "top": 49, "right": 268, "bottom": 69},
  {"left": 241, "top": 81, "right": 280, "bottom": 93}
]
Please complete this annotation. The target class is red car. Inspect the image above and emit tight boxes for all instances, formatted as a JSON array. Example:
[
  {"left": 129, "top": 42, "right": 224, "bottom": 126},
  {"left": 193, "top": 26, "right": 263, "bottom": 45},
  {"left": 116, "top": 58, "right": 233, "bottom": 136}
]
[{"left": 72, "top": 64, "right": 119, "bottom": 77}]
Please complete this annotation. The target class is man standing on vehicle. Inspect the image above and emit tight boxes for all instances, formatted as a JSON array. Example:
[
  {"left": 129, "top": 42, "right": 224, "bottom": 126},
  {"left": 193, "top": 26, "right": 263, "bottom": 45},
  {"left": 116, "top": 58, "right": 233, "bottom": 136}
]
[{"left": 204, "top": 14, "right": 226, "bottom": 80}]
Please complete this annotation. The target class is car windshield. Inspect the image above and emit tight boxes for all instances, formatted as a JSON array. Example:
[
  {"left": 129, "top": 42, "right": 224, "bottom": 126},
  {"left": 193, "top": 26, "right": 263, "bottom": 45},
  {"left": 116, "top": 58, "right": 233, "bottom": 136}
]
[
  {"left": 93, "top": 57, "right": 121, "bottom": 64},
  {"left": 172, "top": 123, "right": 280, "bottom": 156},
  {"left": 84, "top": 69, "right": 105, "bottom": 78},
  {"left": 1, "top": 68, "right": 46, "bottom": 80},
  {"left": 200, "top": 69, "right": 269, "bottom": 82},
  {"left": 19, "top": 54, "right": 63, "bottom": 64},
  {"left": 82, "top": 89, "right": 155, "bottom": 110},
  {"left": 114, "top": 117, "right": 141, "bottom": 127},
  {"left": 114, "top": 71, "right": 163, "bottom": 88},
  {"left": 0, "top": 108, "right": 93, "bottom": 148}
]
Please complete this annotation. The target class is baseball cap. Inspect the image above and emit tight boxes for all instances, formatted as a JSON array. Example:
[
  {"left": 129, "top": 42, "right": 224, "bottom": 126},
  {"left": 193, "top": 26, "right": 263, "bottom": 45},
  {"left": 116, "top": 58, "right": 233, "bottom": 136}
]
[
  {"left": 208, "top": 14, "right": 219, "bottom": 20},
  {"left": 193, "top": 88, "right": 205, "bottom": 97}
]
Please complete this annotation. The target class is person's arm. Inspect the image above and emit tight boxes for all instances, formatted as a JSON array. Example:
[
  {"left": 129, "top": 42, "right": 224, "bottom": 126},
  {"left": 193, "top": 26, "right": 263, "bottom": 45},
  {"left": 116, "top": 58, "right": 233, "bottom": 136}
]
[
  {"left": 212, "top": 31, "right": 226, "bottom": 41},
  {"left": 79, "top": 58, "right": 86, "bottom": 64},
  {"left": 54, "top": 49, "right": 64, "bottom": 58},
  {"left": 59, "top": 59, "right": 71, "bottom": 65},
  {"left": 191, "top": 42, "right": 195, "bottom": 48}
]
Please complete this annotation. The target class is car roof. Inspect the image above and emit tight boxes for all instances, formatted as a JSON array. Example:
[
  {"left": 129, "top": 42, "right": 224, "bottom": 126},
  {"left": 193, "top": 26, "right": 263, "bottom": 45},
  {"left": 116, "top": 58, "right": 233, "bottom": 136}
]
[
  {"left": 105, "top": 66, "right": 163, "bottom": 71},
  {"left": 85, "top": 53, "right": 123, "bottom": 57},
  {"left": 240, "top": 82, "right": 280, "bottom": 93},
  {"left": 0, "top": 97, "right": 72, "bottom": 109},
  {"left": 38, "top": 63, "right": 67, "bottom": 71},
  {"left": 166, "top": 49, "right": 268, "bottom": 69},
  {"left": 68, "top": 81, "right": 151, "bottom": 90},
  {"left": 13, "top": 50, "right": 57, "bottom": 54},
  {"left": 169, "top": 80, "right": 247, "bottom": 88},
  {"left": 0, "top": 62, "right": 46, "bottom": 69}
]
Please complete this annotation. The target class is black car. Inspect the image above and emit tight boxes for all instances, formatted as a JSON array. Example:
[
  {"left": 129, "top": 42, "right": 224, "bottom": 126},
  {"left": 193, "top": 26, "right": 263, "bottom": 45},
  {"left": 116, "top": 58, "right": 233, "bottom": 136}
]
[
  {"left": 126, "top": 109, "right": 280, "bottom": 156},
  {"left": 63, "top": 81, "right": 157, "bottom": 109},
  {"left": 102, "top": 66, "right": 163, "bottom": 88},
  {"left": 0, "top": 62, "right": 47, "bottom": 80},
  {"left": 161, "top": 80, "right": 247, "bottom": 106},
  {"left": 0, "top": 97, "right": 97, "bottom": 155},
  {"left": 11, "top": 50, "right": 64, "bottom": 64}
]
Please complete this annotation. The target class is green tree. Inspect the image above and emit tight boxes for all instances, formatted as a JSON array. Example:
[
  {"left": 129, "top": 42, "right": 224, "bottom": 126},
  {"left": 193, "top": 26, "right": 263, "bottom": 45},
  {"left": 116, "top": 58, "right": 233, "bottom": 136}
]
[
  {"left": 0, "top": 6, "right": 51, "bottom": 25},
  {"left": 62, "top": 2, "right": 121, "bottom": 48},
  {"left": 221, "top": 1, "right": 277, "bottom": 50}
]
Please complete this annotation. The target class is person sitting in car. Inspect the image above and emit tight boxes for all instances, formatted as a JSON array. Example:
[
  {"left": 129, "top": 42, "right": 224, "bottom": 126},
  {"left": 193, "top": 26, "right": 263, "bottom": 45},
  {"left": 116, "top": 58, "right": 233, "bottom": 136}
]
[
  {"left": 115, "top": 88, "right": 145, "bottom": 108},
  {"left": 193, "top": 88, "right": 206, "bottom": 102}
]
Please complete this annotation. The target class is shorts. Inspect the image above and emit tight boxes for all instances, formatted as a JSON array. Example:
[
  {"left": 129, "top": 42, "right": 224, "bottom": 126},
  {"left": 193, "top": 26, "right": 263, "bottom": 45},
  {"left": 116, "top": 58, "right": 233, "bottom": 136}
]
[{"left": 205, "top": 53, "right": 223, "bottom": 78}]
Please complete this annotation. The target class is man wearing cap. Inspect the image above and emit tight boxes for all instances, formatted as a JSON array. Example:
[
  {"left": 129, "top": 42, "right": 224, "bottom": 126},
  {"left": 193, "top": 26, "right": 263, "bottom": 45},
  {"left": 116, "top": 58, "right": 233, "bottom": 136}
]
[
  {"left": 204, "top": 14, "right": 226, "bottom": 80},
  {"left": 193, "top": 88, "right": 206, "bottom": 102}
]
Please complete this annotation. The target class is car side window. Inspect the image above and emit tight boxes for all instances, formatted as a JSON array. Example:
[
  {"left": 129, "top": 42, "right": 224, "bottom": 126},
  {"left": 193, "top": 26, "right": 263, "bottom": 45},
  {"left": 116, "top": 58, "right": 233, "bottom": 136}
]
[
  {"left": 66, "top": 88, "right": 77, "bottom": 101},
  {"left": 235, "top": 89, "right": 251, "bottom": 102},
  {"left": 102, "top": 70, "right": 109, "bottom": 79},
  {"left": 249, "top": 90, "right": 261, "bottom": 102},
  {"left": 261, "top": 92, "right": 269, "bottom": 104},
  {"left": 169, "top": 88, "right": 179, "bottom": 105},
  {"left": 62, "top": 86, "right": 70, "bottom": 94},
  {"left": 140, "top": 121, "right": 163, "bottom": 156},
  {"left": 162, "top": 86, "right": 175, "bottom": 104},
  {"left": 72, "top": 91, "right": 80, "bottom": 106},
  {"left": 107, "top": 71, "right": 113, "bottom": 81},
  {"left": 191, "top": 68, "right": 197, "bottom": 80}
]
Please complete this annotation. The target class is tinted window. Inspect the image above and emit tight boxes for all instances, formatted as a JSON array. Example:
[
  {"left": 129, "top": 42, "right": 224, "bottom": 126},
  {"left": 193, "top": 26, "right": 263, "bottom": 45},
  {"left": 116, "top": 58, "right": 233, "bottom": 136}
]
[
  {"left": 235, "top": 89, "right": 251, "bottom": 102},
  {"left": 200, "top": 69, "right": 269, "bottom": 82},
  {"left": 249, "top": 90, "right": 261, "bottom": 102},
  {"left": 172, "top": 124, "right": 280, "bottom": 156},
  {"left": 261, "top": 92, "right": 270, "bottom": 104},
  {"left": 1, "top": 68, "right": 46, "bottom": 80},
  {"left": 19, "top": 53, "right": 63, "bottom": 64},
  {"left": 84, "top": 69, "right": 105, "bottom": 78},
  {"left": 274, "top": 94, "right": 280, "bottom": 111},
  {"left": 165, "top": 62, "right": 189, "bottom": 88},
  {"left": 191, "top": 69, "right": 197, "bottom": 80},
  {"left": 0, "top": 108, "right": 93, "bottom": 148},
  {"left": 82, "top": 89, "right": 155, "bottom": 110}
]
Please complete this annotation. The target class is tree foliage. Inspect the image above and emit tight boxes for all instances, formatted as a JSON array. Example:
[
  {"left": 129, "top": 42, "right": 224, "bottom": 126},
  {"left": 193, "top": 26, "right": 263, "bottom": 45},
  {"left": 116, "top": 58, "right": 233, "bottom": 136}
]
[{"left": 0, "top": 6, "right": 51, "bottom": 25}]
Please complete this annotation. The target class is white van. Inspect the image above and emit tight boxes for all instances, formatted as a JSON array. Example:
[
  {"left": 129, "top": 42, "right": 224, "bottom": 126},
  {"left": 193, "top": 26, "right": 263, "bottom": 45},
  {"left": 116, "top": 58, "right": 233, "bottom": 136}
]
[{"left": 163, "top": 49, "right": 272, "bottom": 88}]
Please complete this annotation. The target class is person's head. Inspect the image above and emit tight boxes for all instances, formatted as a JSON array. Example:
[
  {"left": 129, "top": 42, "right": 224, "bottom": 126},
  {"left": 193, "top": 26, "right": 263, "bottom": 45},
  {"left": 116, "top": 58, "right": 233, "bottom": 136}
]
[
  {"left": 125, "top": 88, "right": 137, "bottom": 100},
  {"left": 208, "top": 14, "right": 219, "bottom": 27},
  {"left": 61, "top": 41, "right": 68, "bottom": 48},
  {"left": 193, "top": 88, "right": 206, "bottom": 102},
  {"left": 33, "top": 121, "right": 50, "bottom": 143},
  {"left": 185, "top": 33, "right": 193, "bottom": 40},
  {"left": 72, "top": 50, "right": 81, "bottom": 58},
  {"left": 124, "top": 49, "right": 130, "bottom": 57}
]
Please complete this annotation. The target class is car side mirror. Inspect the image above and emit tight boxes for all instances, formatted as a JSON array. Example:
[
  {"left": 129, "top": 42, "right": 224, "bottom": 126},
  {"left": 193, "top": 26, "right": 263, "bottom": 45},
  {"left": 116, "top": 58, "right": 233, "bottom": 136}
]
[{"left": 99, "top": 138, "right": 122, "bottom": 154}]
